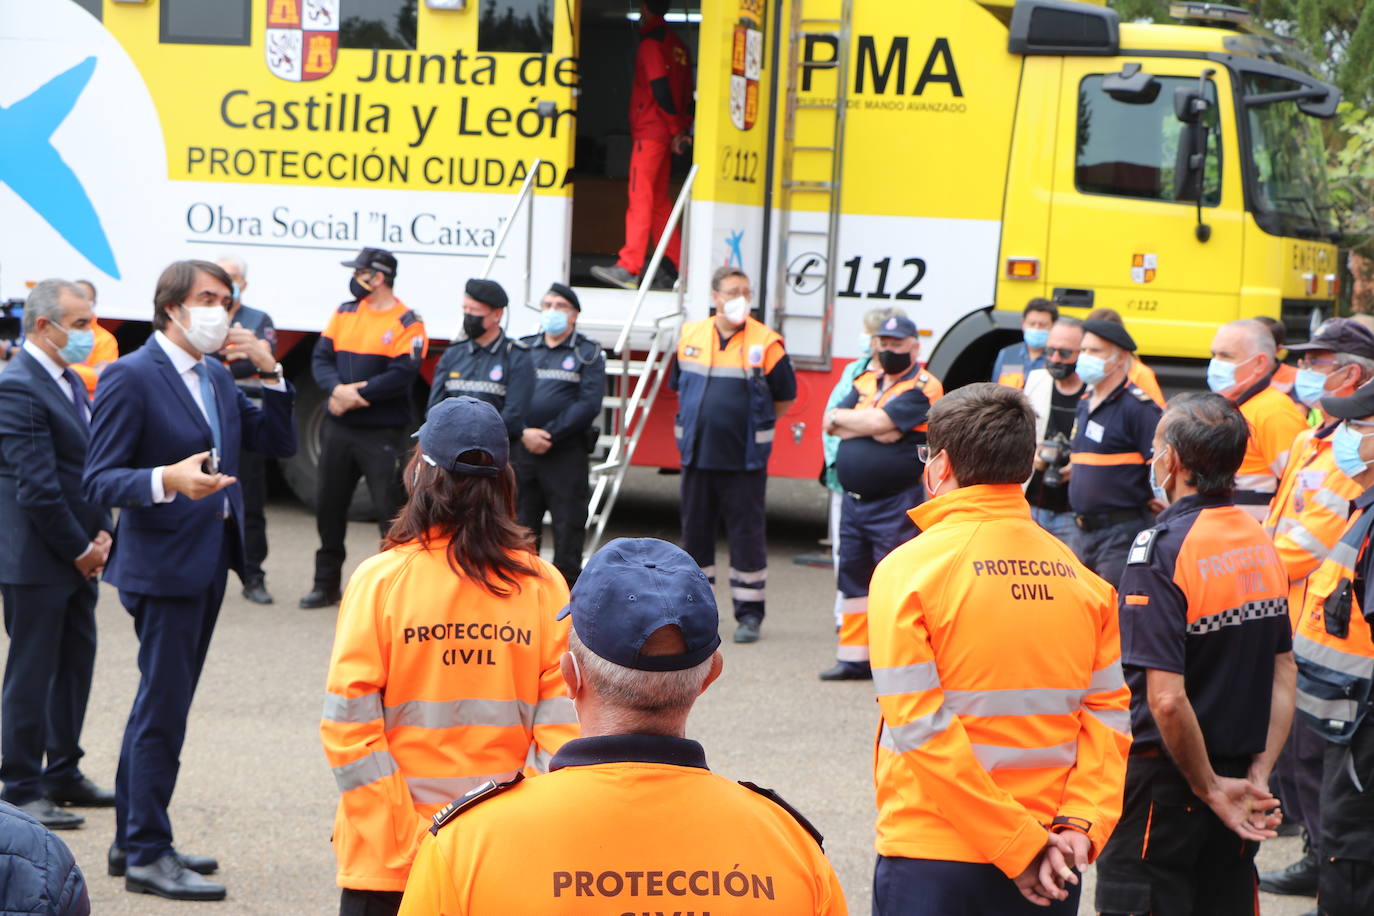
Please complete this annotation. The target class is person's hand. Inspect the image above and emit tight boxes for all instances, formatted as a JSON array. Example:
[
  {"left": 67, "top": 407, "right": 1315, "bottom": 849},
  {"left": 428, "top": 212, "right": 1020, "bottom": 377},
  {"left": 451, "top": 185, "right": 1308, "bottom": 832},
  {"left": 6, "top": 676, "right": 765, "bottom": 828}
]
[
  {"left": 1058, "top": 464, "right": 1072, "bottom": 482},
  {"left": 522, "top": 428, "right": 553, "bottom": 455},
  {"left": 1012, "top": 849, "right": 1057, "bottom": 907},
  {"left": 162, "top": 451, "right": 237, "bottom": 501},
  {"left": 94, "top": 530, "right": 112, "bottom": 550},
  {"left": 222, "top": 324, "right": 276, "bottom": 372},
  {"left": 328, "top": 382, "right": 370, "bottom": 416},
  {"left": 74, "top": 540, "right": 108, "bottom": 579},
  {"left": 823, "top": 409, "right": 840, "bottom": 435},
  {"left": 1203, "top": 776, "right": 1282, "bottom": 841},
  {"left": 671, "top": 133, "right": 691, "bottom": 155},
  {"left": 1038, "top": 830, "right": 1091, "bottom": 898}
]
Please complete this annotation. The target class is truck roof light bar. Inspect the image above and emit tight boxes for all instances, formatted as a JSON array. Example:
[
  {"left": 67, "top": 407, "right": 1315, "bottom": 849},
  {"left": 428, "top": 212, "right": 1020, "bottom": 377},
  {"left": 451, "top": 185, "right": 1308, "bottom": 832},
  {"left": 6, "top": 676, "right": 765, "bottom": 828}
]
[
  {"left": 1169, "top": 3, "right": 1252, "bottom": 29},
  {"left": 1009, "top": 0, "right": 1119, "bottom": 57}
]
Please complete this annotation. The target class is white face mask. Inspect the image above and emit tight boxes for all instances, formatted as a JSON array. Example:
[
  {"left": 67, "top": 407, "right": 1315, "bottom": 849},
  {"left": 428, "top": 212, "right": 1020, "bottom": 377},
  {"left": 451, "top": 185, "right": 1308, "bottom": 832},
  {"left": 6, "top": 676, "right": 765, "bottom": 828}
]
[
  {"left": 722, "top": 296, "right": 749, "bottom": 327},
  {"left": 175, "top": 304, "right": 230, "bottom": 354}
]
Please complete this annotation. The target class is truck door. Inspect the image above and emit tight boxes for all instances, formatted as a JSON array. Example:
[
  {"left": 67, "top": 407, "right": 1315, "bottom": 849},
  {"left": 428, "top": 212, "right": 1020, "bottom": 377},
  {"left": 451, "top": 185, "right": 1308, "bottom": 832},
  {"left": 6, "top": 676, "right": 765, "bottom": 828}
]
[{"left": 1044, "top": 59, "right": 1243, "bottom": 359}]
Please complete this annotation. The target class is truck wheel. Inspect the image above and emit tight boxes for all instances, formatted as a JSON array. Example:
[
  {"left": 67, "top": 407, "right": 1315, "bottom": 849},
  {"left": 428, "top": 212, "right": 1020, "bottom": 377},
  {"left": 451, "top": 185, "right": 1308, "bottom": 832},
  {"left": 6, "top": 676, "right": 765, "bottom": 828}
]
[{"left": 279, "top": 372, "right": 377, "bottom": 521}]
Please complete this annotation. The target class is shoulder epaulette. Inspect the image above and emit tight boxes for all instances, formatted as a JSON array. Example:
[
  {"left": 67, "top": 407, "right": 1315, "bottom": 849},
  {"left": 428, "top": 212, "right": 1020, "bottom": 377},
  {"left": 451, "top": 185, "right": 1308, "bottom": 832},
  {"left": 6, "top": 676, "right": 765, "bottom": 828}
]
[
  {"left": 518, "top": 332, "right": 540, "bottom": 345},
  {"left": 738, "top": 781, "right": 824, "bottom": 850},
  {"left": 399, "top": 309, "right": 421, "bottom": 328},
  {"left": 1126, "top": 527, "right": 1160, "bottom": 566},
  {"left": 430, "top": 773, "right": 524, "bottom": 835},
  {"left": 578, "top": 335, "right": 606, "bottom": 363},
  {"left": 337, "top": 300, "right": 360, "bottom": 314},
  {"left": 1129, "top": 386, "right": 1151, "bottom": 402},
  {"left": 509, "top": 336, "right": 529, "bottom": 350}
]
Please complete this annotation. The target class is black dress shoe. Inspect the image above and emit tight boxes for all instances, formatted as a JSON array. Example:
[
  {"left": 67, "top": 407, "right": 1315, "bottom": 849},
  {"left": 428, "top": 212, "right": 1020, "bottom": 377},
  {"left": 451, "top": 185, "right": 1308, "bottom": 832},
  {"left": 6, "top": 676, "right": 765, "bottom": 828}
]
[
  {"left": 1258, "top": 849, "right": 1318, "bottom": 896},
  {"left": 818, "top": 661, "right": 873, "bottom": 681},
  {"left": 15, "top": 798, "right": 83, "bottom": 830},
  {"left": 299, "top": 587, "right": 340, "bottom": 609},
  {"left": 109, "top": 843, "right": 219, "bottom": 877},
  {"left": 241, "top": 580, "right": 274, "bottom": 605},
  {"left": 47, "top": 776, "right": 115, "bottom": 807},
  {"left": 126, "top": 853, "right": 226, "bottom": 901},
  {"left": 732, "top": 616, "right": 762, "bottom": 644}
]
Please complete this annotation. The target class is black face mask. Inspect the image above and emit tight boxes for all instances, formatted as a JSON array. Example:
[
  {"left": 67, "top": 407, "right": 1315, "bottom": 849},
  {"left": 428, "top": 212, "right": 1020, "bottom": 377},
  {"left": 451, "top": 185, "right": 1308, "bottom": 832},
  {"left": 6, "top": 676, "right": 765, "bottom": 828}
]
[
  {"left": 463, "top": 313, "right": 488, "bottom": 341},
  {"left": 878, "top": 350, "right": 912, "bottom": 376},
  {"left": 349, "top": 277, "right": 372, "bottom": 301},
  {"left": 1046, "top": 360, "right": 1076, "bottom": 380}
]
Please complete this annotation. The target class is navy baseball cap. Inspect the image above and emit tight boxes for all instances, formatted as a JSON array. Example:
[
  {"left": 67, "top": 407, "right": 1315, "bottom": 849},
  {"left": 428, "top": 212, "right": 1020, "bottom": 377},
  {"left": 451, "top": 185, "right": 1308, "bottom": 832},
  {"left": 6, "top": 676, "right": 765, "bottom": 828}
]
[
  {"left": 465, "top": 278, "right": 509, "bottom": 310},
  {"left": 558, "top": 538, "right": 721, "bottom": 671},
  {"left": 340, "top": 247, "right": 397, "bottom": 277},
  {"left": 875, "top": 315, "right": 918, "bottom": 339},
  {"left": 412, "top": 397, "right": 509, "bottom": 477},
  {"left": 546, "top": 282, "right": 581, "bottom": 311},
  {"left": 1289, "top": 318, "right": 1374, "bottom": 361}
]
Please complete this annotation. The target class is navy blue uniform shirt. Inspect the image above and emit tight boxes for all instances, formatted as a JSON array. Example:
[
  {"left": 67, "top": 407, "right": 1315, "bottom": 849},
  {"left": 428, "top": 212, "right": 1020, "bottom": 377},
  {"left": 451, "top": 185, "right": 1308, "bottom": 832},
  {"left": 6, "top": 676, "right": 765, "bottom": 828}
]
[
  {"left": 427, "top": 330, "right": 534, "bottom": 440},
  {"left": 519, "top": 330, "right": 606, "bottom": 444},
  {"left": 1068, "top": 377, "right": 1162, "bottom": 514}
]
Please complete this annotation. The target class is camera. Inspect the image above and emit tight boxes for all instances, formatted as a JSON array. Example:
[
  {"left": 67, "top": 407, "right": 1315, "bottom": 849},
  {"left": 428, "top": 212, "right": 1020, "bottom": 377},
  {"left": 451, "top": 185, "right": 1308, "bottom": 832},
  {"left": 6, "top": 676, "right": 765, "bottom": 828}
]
[
  {"left": 0, "top": 298, "right": 24, "bottom": 358},
  {"left": 1039, "top": 433, "right": 1072, "bottom": 488}
]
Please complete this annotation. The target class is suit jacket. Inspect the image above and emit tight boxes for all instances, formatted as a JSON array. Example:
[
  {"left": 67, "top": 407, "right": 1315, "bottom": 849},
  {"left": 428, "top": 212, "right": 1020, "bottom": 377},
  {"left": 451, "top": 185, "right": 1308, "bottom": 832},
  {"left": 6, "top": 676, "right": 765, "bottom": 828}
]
[
  {"left": 82, "top": 339, "right": 297, "bottom": 597},
  {"left": 0, "top": 350, "right": 112, "bottom": 587}
]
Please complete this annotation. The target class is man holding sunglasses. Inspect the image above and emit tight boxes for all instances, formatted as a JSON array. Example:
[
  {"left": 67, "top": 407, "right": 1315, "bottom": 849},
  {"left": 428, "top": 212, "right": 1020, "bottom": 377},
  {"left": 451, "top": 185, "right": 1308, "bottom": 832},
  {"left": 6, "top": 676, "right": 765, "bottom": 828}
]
[{"left": 303, "top": 248, "right": 427, "bottom": 609}]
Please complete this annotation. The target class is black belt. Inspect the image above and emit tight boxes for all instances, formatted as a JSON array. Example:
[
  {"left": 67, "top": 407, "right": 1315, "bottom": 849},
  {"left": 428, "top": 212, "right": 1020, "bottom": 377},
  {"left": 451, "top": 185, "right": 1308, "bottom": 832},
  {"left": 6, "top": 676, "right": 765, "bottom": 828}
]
[
  {"left": 1074, "top": 507, "right": 1150, "bottom": 532},
  {"left": 845, "top": 486, "right": 915, "bottom": 503}
]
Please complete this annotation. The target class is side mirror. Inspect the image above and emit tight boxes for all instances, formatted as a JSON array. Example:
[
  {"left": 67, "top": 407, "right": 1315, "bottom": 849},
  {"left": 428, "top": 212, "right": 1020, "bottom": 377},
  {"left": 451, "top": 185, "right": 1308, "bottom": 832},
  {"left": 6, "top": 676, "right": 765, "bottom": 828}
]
[
  {"left": 1173, "top": 121, "right": 1206, "bottom": 202},
  {"left": 1103, "top": 63, "right": 1160, "bottom": 104}
]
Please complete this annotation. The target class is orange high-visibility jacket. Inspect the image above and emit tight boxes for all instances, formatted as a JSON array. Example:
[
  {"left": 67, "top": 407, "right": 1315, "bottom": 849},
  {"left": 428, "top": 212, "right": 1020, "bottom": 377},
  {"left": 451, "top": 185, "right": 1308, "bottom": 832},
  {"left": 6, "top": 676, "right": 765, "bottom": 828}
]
[
  {"left": 397, "top": 736, "right": 848, "bottom": 915},
  {"left": 68, "top": 320, "right": 118, "bottom": 397},
  {"left": 1235, "top": 383, "right": 1308, "bottom": 515},
  {"left": 321, "top": 538, "right": 577, "bottom": 892},
  {"left": 868, "top": 484, "right": 1131, "bottom": 878},
  {"left": 1127, "top": 357, "right": 1165, "bottom": 408},
  {"left": 1264, "top": 426, "right": 1363, "bottom": 626}
]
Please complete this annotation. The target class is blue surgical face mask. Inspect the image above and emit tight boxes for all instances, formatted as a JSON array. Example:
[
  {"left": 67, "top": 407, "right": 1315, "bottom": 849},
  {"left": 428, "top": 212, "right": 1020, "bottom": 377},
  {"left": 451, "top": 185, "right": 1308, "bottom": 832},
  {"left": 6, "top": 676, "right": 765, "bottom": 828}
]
[
  {"left": 1076, "top": 353, "right": 1109, "bottom": 386},
  {"left": 1294, "top": 367, "right": 1329, "bottom": 407},
  {"left": 1149, "top": 446, "right": 1172, "bottom": 505},
  {"left": 1024, "top": 327, "right": 1050, "bottom": 350},
  {"left": 857, "top": 334, "right": 873, "bottom": 357},
  {"left": 230, "top": 281, "right": 241, "bottom": 303},
  {"left": 53, "top": 324, "right": 94, "bottom": 364},
  {"left": 1206, "top": 358, "right": 1238, "bottom": 394},
  {"left": 540, "top": 308, "right": 569, "bottom": 336},
  {"left": 1333, "top": 422, "right": 1374, "bottom": 479}
]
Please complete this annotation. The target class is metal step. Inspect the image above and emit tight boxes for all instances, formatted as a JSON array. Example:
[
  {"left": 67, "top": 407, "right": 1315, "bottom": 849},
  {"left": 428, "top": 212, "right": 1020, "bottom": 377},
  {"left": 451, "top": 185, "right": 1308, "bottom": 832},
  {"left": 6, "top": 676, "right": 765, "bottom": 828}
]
[{"left": 603, "top": 359, "right": 653, "bottom": 377}]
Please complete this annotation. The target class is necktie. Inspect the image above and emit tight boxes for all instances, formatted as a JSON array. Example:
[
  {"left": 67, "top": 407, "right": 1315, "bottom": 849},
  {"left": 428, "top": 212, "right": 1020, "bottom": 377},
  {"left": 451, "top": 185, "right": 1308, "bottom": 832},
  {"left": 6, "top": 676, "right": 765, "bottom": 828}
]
[
  {"left": 61, "top": 369, "right": 88, "bottom": 425},
  {"left": 191, "top": 362, "right": 222, "bottom": 456}
]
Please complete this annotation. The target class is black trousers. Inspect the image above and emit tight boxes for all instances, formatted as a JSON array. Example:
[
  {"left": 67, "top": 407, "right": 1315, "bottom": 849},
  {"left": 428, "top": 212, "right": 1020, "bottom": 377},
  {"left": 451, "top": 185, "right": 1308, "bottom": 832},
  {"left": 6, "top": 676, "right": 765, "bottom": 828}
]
[
  {"left": 515, "top": 438, "right": 589, "bottom": 587},
  {"left": 1317, "top": 720, "right": 1374, "bottom": 915},
  {"left": 1275, "top": 715, "right": 1325, "bottom": 848},
  {"left": 680, "top": 466, "right": 767, "bottom": 622},
  {"left": 114, "top": 538, "right": 228, "bottom": 867},
  {"left": 1096, "top": 755, "right": 1259, "bottom": 915},
  {"left": 314, "top": 421, "right": 407, "bottom": 590},
  {"left": 872, "top": 855, "right": 1079, "bottom": 915},
  {"left": 238, "top": 446, "right": 268, "bottom": 585},
  {"left": 1068, "top": 510, "right": 1153, "bottom": 589},
  {"left": 339, "top": 889, "right": 402, "bottom": 916},
  {"left": 0, "top": 579, "right": 98, "bottom": 804}
]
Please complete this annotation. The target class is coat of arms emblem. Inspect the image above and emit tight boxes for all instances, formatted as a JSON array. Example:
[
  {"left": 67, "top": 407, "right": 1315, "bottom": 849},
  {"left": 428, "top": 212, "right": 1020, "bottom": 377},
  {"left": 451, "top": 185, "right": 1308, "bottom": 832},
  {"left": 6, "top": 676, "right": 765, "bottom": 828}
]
[{"left": 266, "top": 0, "right": 340, "bottom": 82}]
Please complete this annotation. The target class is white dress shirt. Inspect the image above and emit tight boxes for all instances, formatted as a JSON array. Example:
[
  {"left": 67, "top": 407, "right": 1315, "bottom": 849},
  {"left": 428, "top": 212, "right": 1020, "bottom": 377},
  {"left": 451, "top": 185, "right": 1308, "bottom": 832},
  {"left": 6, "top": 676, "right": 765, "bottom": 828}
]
[{"left": 21, "top": 338, "right": 75, "bottom": 403}]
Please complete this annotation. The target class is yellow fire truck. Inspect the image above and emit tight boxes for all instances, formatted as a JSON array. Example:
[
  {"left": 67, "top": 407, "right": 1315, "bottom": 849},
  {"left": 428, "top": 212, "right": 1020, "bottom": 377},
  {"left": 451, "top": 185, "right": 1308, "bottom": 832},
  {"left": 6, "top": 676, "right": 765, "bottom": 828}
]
[{"left": 0, "top": 0, "right": 1340, "bottom": 507}]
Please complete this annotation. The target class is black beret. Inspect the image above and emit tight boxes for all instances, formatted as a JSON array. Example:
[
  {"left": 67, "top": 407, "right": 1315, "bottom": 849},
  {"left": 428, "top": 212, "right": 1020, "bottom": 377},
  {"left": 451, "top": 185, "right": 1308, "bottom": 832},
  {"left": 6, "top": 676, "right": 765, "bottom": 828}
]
[
  {"left": 465, "top": 278, "right": 508, "bottom": 310},
  {"left": 546, "top": 282, "right": 581, "bottom": 311},
  {"left": 1082, "top": 318, "right": 1136, "bottom": 352}
]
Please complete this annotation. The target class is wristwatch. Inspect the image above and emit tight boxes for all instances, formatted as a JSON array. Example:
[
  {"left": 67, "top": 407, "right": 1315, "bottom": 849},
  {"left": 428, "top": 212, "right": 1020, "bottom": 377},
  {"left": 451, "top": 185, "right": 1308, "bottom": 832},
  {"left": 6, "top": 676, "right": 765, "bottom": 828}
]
[{"left": 257, "top": 362, "right": 283, "bottom": 382}]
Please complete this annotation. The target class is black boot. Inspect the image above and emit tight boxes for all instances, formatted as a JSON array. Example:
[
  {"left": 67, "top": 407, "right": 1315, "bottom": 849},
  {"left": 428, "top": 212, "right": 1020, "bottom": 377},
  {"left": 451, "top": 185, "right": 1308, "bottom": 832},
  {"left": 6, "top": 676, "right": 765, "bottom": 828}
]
[{"left": 1258, "top": 846, "right": 1318, "bottom": 897}]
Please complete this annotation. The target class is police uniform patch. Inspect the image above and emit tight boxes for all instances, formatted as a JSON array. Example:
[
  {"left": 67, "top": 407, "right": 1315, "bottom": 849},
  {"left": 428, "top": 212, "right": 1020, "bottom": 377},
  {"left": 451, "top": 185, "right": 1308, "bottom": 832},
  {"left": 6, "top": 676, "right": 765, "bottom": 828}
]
[
  {"left": 429, "top": 773, "right": 525, "bottom": 835},
  {"left": 490, "top": 366, "right": 503, "bottom": 382},
  {"left": 748, "top": 344, "right": 764, "bottom": 366},
  {"left": 684, "top": 346, "right": 700, "bottom": 357},
  {"left": 1129, "top": 386, "right": 1152, "bottom": 402},
  {"left": 382, "top": 330, "right": 394, "bottom": 345},
  {"left": 562, "top": 355, "right": 575, "bottom": 371},
  {"left": 1127, "top": 528, "right": 1158, "bottom": 566}
]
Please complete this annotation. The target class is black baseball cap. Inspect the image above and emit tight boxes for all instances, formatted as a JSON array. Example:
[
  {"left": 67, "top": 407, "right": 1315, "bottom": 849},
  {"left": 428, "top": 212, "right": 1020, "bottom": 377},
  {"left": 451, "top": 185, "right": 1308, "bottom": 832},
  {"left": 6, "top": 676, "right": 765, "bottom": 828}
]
[
  {"left": 1083, "top": 318, "right": 1136, "bottom": 352},
  {"left": 875, "top": 314, "right": 918, "bottom": 339},
  {"left": 1322, "top": 380, "right": 1374, "bottom": 420},
  {"left": 465, "top": 278, "right": 508, "bottom": 310},
  {"left": 1288, "top": 318, "right": 1374, "bottom": 361},
  {"left": 557, "top": 538, "right": 721, "bottom": 672},
  {"left": 546, "top": 282, "right": 581, "bottom": 311},
  {"left": 412, "top": 397, "right": 509, "bottom": 477},
  {"left": 341, "top": 247, "right": 397, "bottom": 277}
]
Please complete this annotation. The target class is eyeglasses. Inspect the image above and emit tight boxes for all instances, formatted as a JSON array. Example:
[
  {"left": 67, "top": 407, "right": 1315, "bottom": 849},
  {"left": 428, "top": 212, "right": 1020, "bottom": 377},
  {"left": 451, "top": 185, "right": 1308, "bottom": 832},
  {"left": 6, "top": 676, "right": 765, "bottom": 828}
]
[
  {"left": 1343, "top": 420, "right": 1374, "bottom": 433},
  {"left": 917, "top": 445, "right": 938, "bottom": 463},
  {"left": 1045, "top": 347, "right": 1079, "bottom": 360},
  {"left": 1298, "top": 357, "right": 1337, "bottom": 370}
]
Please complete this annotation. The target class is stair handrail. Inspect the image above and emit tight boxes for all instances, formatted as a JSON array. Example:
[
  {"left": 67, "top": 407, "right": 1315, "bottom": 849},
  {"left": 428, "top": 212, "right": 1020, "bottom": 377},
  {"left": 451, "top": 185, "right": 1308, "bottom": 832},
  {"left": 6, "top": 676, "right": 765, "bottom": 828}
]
[{"left": 477, "top": 157, "right": 543, "bottom": 314}]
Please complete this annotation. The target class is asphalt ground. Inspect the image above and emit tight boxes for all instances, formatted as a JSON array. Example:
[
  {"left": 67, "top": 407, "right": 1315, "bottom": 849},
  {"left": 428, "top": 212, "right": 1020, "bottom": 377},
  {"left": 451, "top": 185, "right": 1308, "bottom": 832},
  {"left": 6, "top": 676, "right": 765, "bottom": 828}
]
[{"left": 5, "top": 468, "right": 1315, "bottom": 914}]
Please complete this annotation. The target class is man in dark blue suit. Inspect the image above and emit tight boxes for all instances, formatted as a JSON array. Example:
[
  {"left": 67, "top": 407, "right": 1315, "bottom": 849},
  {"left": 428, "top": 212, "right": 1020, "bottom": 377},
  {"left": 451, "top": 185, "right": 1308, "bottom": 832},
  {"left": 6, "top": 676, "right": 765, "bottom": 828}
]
[
  {"left": 0, "top": 280, "right": 114, "bottom": 832},
  {"left": 83, "top": 260, "right": 296, "bottom": 902}
]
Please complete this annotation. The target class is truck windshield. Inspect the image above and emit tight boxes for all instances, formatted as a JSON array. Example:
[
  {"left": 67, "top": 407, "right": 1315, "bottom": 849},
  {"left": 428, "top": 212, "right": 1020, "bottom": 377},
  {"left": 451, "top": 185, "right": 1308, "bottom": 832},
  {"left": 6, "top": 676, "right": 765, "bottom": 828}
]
[{"left": 1242, "top": 71, "right": 1338, "bottom": 240}]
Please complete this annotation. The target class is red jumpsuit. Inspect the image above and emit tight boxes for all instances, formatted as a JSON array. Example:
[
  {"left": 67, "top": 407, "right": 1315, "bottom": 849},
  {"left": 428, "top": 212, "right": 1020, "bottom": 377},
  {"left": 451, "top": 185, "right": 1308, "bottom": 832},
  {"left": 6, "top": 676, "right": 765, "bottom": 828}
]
[{"left": 618, "top": 14, "right": 694, "bottom": 275}]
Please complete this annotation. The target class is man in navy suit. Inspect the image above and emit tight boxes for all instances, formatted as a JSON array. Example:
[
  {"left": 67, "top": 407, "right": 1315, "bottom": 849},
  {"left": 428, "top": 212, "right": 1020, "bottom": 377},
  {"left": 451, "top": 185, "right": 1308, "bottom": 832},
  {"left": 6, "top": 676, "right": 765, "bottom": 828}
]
[
  {"left": 83, "top": 260, "right": 296, "bottom": 902},
  {"left": 0, "top": 279, "right": 114, "bottom": 832}
]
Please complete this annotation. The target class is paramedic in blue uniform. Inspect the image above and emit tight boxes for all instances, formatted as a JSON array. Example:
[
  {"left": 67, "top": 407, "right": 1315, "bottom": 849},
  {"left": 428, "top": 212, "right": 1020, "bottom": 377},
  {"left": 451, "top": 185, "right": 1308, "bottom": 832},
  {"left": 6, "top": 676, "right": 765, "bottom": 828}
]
[
  {"left": 516, "top": 283, "right": 606, "bottom": 588},
  {"left": 669, "top": 267, "right": 795, "bottom": 644},
  {"left": 1067, "top": 318, "right": 1163, "bottom": 587},
  {"left": 427, "top": 278, "right": 534, "bottom": 443}
]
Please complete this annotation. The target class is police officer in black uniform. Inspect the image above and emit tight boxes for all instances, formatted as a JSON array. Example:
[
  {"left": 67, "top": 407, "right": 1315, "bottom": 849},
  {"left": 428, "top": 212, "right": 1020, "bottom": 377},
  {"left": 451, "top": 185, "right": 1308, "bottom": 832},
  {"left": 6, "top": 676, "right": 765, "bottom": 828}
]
[
  {"left": 516, "top": 284, "right": 606, "bottom": 587},
  {"left": 1067, "top": 318, "right": 1163, "bottom": 587},
  {"left": 427, "top": 279, "right": 534, "bottom": 443}
]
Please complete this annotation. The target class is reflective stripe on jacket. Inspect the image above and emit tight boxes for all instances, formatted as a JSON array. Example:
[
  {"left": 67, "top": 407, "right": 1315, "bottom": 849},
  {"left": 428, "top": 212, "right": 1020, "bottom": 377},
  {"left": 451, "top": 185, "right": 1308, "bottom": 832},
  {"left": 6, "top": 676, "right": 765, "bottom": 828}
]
[
  {"left": 674, "top": 316, "right": 785, "bottom": 470},
  {"left": 321, "top": 539, "right": 577, "bottom": 891},
  {"left": 867, "top": 484, "right": 1130, "bottom": 877},
  {"left": 851, "top": 366, "right": 944, "bottom": 433}
]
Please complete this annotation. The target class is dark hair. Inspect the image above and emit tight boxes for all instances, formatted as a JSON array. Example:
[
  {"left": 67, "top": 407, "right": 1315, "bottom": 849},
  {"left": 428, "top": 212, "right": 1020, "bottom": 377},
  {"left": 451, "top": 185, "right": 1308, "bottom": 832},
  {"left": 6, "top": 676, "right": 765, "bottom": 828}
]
[
  {"left": 1253, "top": 314, "right": 1285, "bottom": 348},
  {"left": 1086, "top": 307, "right": 1123, "bottom": 325},
  {"left": 152, "top": 260, "right": 231, "bottom": 331},
  {"left": 644, "top": 0, "right": 672, "bottom": 16},
  {"left": 1023, "top": 297, "right": 1059, "bottom": 322},
  {"left": 927, "top": 383, "right": 1036, "bottom": 486},
  {"left": 1159, "top": 392, "right": 1248, "bottom": 495},
  {"left": 386, "top": 446, "right": 539, "bottom": 596}
]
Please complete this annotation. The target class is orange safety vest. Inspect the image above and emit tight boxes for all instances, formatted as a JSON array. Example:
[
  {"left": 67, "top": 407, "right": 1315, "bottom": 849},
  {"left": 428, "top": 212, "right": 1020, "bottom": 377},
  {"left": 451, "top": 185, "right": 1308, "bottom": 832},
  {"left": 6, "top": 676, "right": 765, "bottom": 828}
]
[
  {"left": 1294, "top": 505, "right": 1374, "bottom": 743},
  {"left": 398, "top": 738, "right": 849, "bottom": 915},
  {"left": 320, "top": 538, "right": 578, "bottom": 892},
  {"left": 1265, "top": 426, "right": 1363, "bottom": 626},
  {"left": 1126, "top": 357, "right": 1165, "bottom": 407},
  {"left": 851, "top": 364, "right": 944, "bottom": 432},
  {"left": 68, "top": 319, "right": 119, "bottom": 397},
  {"left": 1236, "top": 383, "right": 1309, "bottom": 519},
  {"left": 867, "top": 484, "right": 1131, "bottom": 877}
]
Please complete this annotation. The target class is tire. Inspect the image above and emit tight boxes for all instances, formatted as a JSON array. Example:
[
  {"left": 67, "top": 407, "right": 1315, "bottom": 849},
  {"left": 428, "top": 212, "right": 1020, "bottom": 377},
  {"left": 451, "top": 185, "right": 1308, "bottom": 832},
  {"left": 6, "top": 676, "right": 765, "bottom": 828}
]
[{"left": 279, "top": 371, "right": 377, "bottom": 521}]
